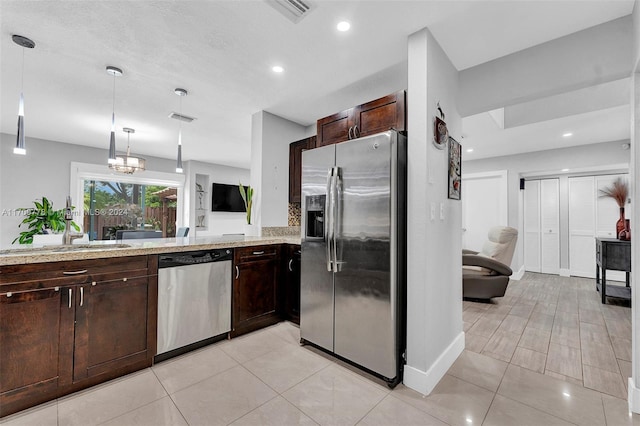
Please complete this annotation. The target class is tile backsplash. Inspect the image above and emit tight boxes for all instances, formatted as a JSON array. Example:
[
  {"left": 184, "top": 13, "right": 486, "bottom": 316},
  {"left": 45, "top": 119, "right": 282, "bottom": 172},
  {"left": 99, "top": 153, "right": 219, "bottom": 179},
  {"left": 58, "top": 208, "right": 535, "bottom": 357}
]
[{"left": 288, "top": 203, "right": 301, "bottom": 226}]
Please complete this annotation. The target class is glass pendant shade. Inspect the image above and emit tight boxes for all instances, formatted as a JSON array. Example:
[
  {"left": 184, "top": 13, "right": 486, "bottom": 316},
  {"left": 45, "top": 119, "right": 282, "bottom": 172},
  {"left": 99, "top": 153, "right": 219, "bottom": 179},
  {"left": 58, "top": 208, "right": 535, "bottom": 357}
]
[
  {"left": 174, "top": 88, "right": 187, "bottom": 174},
  {"left": 14, "top": 93, "right": 25, "bottom": 155},
  {"left": 108, "top": 113, "right": 117, "bottom": 164},
  {"left": 106, "top": 66, "right": 122, "bottom": 165},
  {"left": 176, "top": 143, "right": 183, "bottom": 173}
]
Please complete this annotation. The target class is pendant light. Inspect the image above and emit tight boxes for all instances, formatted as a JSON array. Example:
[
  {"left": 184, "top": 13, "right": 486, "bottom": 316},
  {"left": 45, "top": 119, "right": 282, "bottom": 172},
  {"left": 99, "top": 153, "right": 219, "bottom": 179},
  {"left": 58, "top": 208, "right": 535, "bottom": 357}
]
[
  {"left": 106, "top": 66, "right": 123, "bottom": 165},
  {"left": 12, "top": 35, "right": 35, "bottom": 155},
  {"left": 109, "top": 128, "right": 146, "bottom": 174},
  {"left": 174, "top": 88, "right": 187, "bottom": 173}
]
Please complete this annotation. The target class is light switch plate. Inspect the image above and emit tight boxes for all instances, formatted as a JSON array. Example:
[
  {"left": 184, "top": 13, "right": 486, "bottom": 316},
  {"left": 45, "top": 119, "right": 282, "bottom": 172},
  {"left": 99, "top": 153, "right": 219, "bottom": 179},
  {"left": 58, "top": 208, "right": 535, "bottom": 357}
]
[
  {"left": 430, "top": 203, "right": 435, "bottom": 221},
  {"left": 440, "top": 202, "right": 445, "bottom": 220}
]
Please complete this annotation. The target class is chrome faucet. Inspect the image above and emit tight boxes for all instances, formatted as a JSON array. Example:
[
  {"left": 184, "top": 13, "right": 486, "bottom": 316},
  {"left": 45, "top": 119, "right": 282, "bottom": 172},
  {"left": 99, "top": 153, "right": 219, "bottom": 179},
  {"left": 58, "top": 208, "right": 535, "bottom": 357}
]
[{"left": 62, "top": 196, "right": 84, "bottom": 245}]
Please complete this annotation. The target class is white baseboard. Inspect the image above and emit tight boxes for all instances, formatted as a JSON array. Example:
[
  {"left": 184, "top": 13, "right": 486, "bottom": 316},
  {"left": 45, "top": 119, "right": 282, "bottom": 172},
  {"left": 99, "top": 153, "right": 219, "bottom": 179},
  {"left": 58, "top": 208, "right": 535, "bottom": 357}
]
[
  {"left": 511, "top": 265, "right": 525, "bottom": 281},
  {"left": 629, "top": 378, "right": 640, "bottom": 414},
  {"left": 403, "top": 332, "right": 465, "bottom": 395},
  {"left": 559, "top": 268, "right": 571, "bottom": 277}
]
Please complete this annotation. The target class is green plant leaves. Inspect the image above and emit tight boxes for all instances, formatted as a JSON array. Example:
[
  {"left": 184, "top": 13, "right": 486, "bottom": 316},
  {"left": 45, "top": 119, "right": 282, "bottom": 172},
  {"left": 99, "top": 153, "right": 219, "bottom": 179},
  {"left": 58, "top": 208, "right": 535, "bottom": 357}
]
[{"left": 12, "top": 197, "right": 81, "bottom": 244}]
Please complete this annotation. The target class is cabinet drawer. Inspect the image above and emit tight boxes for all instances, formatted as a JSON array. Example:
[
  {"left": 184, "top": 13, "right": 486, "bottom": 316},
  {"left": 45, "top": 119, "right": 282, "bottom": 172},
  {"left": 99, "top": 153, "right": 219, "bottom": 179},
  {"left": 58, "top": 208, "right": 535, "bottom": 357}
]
[
  {"left": 235, "top": 246, "right": 279, "bottom": 263},
  {"left": 0, "top": 256, "right": 150, "bottom": 289}
]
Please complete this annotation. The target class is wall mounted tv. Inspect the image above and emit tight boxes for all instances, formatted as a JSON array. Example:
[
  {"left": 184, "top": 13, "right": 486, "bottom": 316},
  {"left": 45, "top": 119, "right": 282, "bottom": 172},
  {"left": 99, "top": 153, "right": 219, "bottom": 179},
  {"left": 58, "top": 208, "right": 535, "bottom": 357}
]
[{"left": 211, "top": 183, "right": 247, "bottom": 212}]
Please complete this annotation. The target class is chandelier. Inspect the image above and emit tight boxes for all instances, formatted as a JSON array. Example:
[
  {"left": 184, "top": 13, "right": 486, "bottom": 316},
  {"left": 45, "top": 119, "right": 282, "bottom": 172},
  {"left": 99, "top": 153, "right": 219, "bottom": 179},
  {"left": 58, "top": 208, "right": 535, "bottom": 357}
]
[{"left": 109, "top": 128, "right": 145, "bottom": 174}]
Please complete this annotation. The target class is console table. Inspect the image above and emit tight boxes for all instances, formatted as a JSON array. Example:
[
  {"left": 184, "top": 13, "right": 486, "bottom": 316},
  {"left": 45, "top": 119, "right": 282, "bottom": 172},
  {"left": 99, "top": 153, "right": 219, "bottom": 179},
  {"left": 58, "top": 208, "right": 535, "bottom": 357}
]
[{"left": 596, "top": 238, "right": 631, "bottom": 304}]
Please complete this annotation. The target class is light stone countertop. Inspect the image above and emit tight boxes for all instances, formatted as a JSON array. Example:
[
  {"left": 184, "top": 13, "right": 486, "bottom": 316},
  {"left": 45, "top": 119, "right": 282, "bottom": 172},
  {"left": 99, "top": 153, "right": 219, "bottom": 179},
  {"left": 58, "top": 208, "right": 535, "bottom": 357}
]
[{"left": 0, "top": 235, "right": 302, "bottom": 266}]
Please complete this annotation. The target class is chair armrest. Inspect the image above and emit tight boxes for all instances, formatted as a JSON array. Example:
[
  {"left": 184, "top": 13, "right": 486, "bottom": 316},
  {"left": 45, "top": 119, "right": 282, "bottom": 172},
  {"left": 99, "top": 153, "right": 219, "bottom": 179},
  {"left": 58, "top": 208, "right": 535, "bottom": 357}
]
[
  {"left": 463, "top": 249, "right": 479, "bottom": 255},
  {"left": 463, "top": 254, "right": 513, "bottom": 276}
]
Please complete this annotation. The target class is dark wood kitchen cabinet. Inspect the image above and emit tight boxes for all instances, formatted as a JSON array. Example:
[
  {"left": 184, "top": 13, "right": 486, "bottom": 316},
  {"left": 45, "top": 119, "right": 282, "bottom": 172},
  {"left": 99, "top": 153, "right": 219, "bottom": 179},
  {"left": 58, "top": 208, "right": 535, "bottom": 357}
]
[
  {"left": 289, "top": 136, "right": 316, "bottom": 203},
  {"left": 232, "top": 245, "right": 281, "bottom": 337},
  {"left": 0, "top": 255, "right": 157, "bottom": 417},
  {"left": 283, "top": 244, "right": 301, "bottom": 325},
  {"left": 316, "top": 90, "right": 406, "bottom": 147}
]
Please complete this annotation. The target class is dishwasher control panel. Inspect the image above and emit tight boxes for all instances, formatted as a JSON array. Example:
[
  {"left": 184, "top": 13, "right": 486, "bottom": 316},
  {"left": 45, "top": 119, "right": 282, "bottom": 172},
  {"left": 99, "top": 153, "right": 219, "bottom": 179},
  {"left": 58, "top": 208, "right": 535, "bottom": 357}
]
[{"left": 159, "top": 249, "right": 232, "bottom": 268}]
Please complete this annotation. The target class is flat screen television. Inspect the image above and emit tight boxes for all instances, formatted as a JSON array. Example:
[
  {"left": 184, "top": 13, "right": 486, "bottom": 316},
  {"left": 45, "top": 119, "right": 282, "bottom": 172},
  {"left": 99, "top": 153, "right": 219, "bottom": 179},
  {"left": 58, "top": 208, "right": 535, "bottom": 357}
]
[{"left": 211, "top": 183, "right": 247, "bottom": 212}]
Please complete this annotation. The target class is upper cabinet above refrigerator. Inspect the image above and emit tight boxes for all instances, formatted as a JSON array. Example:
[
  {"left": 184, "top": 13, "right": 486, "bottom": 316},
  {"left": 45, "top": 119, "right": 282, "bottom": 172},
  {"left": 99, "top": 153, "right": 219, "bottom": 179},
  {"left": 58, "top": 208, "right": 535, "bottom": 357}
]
[{"left": 316, "top": 90, "right": 406, "bottom": 148}]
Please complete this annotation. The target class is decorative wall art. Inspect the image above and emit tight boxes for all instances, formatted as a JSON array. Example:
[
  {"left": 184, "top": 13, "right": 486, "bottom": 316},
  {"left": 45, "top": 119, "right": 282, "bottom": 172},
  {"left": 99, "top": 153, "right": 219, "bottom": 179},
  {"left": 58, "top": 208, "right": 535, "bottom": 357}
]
[
  {"left": 433, "top": 102, "right": 448, "bottom": 150},
  {"left": 448, "top": 137, "right": 461, "bottom": 200}
]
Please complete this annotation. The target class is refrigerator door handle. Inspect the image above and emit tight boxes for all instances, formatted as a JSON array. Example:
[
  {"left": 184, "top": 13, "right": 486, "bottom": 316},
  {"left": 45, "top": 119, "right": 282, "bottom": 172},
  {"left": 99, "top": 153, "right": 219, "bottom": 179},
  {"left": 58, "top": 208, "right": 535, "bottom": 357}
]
[
  {"left": 333, "top": 167, "right": 342, "bottom": 272},
  {"left": 325, "top": 167, "right": 334, "bottom": 272}
]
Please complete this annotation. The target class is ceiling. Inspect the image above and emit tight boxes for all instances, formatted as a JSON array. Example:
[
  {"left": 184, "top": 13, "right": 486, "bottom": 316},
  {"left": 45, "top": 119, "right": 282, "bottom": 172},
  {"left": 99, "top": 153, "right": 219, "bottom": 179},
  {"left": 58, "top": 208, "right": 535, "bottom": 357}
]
[{"left": 0, "top": 0, "right": 635, "bottom": 169}]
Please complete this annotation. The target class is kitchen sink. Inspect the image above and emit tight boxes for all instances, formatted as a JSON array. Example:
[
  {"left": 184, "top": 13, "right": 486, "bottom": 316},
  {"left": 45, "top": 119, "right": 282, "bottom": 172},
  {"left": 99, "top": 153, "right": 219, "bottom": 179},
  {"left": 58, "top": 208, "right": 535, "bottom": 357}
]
[{"left": 0, "top": 244, "right": 131, "bottom": 255}]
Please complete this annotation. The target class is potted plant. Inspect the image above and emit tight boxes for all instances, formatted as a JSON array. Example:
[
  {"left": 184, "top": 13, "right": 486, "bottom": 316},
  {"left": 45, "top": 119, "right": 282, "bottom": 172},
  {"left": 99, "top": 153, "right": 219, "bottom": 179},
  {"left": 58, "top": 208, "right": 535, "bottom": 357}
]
[
  {"left": 239, "top": 183, "right": 259, "bottom": 236},
  {"left": 598, "top": 177, "right": 629, "bottom": 239},
  {"left": 13, "top": 197, "right": 80, "bottom": 244}
]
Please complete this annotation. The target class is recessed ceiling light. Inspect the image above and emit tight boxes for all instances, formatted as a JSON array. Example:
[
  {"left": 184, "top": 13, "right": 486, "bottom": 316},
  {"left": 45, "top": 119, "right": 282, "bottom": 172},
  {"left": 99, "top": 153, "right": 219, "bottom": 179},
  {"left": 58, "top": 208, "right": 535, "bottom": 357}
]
[
  {"left": 465, "top": 418, "right": 473, "bottom": 424},
  {"left": 466, "top": 148, "right": 474, "bottom": 153},
  {"left": 561, "top": 168, "right": 569, "bottom": 172},
  {"left": 337, "top": 21, "right": 351, "bottom": 32},
  {"left": 272, "top": 65, "right": 284, "bottom": 73},
  {"left": 562, "top": 392, "right": 571, "bottom": 398},
  {"left": 562, "top": 132, "right": 573, "bottom": 138}
]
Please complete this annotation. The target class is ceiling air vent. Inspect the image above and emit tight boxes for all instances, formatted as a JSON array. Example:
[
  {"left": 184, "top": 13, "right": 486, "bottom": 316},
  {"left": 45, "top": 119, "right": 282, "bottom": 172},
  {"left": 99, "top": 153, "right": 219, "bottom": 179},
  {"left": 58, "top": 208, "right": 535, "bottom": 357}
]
[
  {"left": 168, "top": 112, "right": 196, "bottom": 123},
  {"left": 265, "top": 0, "right": 314, "bottom": 23}
]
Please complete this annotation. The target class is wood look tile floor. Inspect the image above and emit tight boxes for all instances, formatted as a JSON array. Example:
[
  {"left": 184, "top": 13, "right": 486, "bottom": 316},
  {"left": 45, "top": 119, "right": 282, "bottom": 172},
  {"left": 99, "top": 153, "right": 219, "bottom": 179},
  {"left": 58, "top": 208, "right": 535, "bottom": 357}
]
[{"left": 1, "top": 273, "right": 637, "bottom": 425}]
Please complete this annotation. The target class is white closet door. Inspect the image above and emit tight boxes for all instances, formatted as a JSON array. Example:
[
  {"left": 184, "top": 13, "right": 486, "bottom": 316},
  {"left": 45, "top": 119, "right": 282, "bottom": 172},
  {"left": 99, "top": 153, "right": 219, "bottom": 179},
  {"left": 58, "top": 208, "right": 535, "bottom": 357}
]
[
  {"left": 569, "top": 177, "right": 596, "bottom": 278},
  {"left": 595, "top": 174, "right": 628, "bottom": 281},
  {"left": 540, "top": 179, "right": 560, "bottom": 274},
  {"left": 524, "top": 180, "right": 541, "bottom": 273}
]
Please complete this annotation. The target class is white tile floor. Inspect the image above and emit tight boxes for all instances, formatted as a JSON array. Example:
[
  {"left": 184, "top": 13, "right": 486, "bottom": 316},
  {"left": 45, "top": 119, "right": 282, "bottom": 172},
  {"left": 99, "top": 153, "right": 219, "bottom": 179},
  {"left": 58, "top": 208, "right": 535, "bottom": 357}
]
[{"left": 2, "top": 275, "right": 639, "bottom": 425}]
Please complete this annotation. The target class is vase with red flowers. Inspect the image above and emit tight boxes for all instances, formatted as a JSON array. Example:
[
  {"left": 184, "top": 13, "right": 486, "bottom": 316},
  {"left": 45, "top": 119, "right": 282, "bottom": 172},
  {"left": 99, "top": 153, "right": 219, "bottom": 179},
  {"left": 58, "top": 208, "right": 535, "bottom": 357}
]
[{"left": 598, "top": 177, "right": 629, "bottom": 240}]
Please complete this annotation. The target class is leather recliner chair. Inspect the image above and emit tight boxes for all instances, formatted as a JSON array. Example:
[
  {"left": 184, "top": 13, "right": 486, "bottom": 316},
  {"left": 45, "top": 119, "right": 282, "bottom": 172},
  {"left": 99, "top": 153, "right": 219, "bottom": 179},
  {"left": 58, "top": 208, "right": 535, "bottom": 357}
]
[{"left": 463, "top": 226, "right": 518, "bottom": 300}]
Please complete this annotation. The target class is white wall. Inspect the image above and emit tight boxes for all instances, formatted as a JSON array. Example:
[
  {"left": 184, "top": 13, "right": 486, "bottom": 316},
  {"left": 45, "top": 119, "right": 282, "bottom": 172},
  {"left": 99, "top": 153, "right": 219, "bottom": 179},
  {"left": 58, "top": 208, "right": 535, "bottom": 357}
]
[
  {"left": 0, "top": 133, "right": 177, "bottom": 247},
  {"left": 184, "top": 160, "right": 250, "bottom": 237},
  {"left": 629, "top": 1, "right": 640, "bottom": 410},
  {"left": 459, "top": 16, "right": 633, "bottom": 117},
  {"left": 0, "top": 132, "right": 246, "bottom": 246},
  {"left": 250, "top": 111, "right": 309, "bottom": 229},
  {"left": 463, "top": 140, "right": 630, "bottom": 275},
  {"left": 404, "top": 27, "right": 464, "bottom": 396}
]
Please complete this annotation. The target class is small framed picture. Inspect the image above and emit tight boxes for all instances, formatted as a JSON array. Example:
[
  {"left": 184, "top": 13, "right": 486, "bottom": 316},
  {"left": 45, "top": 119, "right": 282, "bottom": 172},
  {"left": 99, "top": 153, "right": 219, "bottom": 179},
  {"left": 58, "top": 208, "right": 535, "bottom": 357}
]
[
  {"left": 433, "top": 116, "right": 448, "bottom": 150},
  {"left": 448, "top": 137, "right": 461, "bottom": 200}
]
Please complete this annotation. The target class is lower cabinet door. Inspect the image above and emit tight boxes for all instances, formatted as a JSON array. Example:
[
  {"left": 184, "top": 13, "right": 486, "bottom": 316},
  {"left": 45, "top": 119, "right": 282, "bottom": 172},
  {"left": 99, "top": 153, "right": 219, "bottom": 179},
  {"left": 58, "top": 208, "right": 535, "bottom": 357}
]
[
  {"left": 73, "top": 277, "right": 150, "bottom": 382},
  {"left": 232, "top": 255, "right": 280, "bottom": 336},
  {"left": 0, "top": 288, "right": 67, "bottom": 416}
]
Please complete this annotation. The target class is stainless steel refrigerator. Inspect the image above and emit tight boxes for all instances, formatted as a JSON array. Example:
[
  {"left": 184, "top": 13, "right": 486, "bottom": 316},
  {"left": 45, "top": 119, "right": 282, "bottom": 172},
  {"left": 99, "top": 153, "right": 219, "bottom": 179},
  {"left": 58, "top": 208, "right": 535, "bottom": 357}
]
[{"left": 300, "top": 130, "right": 406, "bottom": 387}]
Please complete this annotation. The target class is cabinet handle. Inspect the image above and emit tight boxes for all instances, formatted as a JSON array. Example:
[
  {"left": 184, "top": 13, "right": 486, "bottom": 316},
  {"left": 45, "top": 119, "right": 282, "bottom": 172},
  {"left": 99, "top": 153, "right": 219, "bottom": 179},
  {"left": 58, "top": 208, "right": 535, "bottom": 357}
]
[
  {"left": 68, "top": 289, "right": 72, "bottom": 309},
  {"left": 235, "top": 266, "right": 239, "bottom": 279},
  {"left": 80, "top": 287, "right": 84, "bottom": 307},
  {"left": 348, "top": 126, "right": 353, "bottom": 140},
  {"left": 252, "top": 251, "right": 265, "bottom": 255},
  {"left": 353, "top": 125, "right": 359, "bottom": 138},
  {"left": 289, "top": 259, "right": 294, "bottom": 272},
  {"left": 63, "top": 269, "right": 88, "bottom": 275}
]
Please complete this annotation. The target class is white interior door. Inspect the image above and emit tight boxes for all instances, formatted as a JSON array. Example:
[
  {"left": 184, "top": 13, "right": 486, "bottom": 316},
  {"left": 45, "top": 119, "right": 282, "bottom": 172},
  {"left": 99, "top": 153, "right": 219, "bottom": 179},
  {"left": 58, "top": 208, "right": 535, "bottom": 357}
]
[
  {"left": 462, "top": 171, "right": 508, "bottom": 252},
  {"left": 524, "top": 180, "right": 541, "bottom": 273},
  {"left": 540, "top": 179, "right": 560, "bottom": 274},
  {"left": 569, "top": 177, "right": 596, "bottom": 278},
  {"left": 595, "top": 174, "right": 627, "bottom": 281}
]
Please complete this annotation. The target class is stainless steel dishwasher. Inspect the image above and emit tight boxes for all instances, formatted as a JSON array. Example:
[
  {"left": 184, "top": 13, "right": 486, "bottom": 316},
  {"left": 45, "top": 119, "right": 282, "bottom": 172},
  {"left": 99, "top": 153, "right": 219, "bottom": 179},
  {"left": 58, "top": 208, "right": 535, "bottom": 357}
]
[{"left": 156, "top": 249, "right": 232, "bottom": 361}]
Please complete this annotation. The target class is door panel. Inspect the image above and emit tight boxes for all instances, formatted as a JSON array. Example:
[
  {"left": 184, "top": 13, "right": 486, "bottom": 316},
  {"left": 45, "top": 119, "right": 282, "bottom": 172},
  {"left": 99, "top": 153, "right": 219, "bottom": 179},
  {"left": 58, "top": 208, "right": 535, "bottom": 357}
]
[
  {"left": 300, "top": 144, "right": 336, "bottom": 351},
  {"left": 333, "top": 132, "right": 396, "bottom": 379},
  {"left": 569, "top": 177, "right": 596, "bottom": 278},
  {"left": 595, "top": 174, "right": 627, "bottom": 281},
  {"left": 540, "top": 179, "right": 560, "bottom": 274},
  {"left": 524, "top": 180, "right": 541, "bottom": 272}
]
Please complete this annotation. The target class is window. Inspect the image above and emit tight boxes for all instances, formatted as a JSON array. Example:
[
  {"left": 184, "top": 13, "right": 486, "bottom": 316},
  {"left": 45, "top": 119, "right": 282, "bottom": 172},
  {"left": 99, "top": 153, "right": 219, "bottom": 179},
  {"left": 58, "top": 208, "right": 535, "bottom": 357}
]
[
  {"left": 70, "top": 162, "right": 185, "bottom": 241},
  {"left": 83, "top": 180, "right": 178, "bottom": 240}
]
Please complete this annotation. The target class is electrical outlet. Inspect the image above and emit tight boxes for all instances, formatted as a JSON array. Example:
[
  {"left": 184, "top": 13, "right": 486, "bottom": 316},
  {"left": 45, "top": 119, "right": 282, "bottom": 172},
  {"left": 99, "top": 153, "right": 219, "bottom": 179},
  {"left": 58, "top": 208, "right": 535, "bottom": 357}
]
[{"left": 430, "top": 203, "right": 435, "bottom": 221}]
